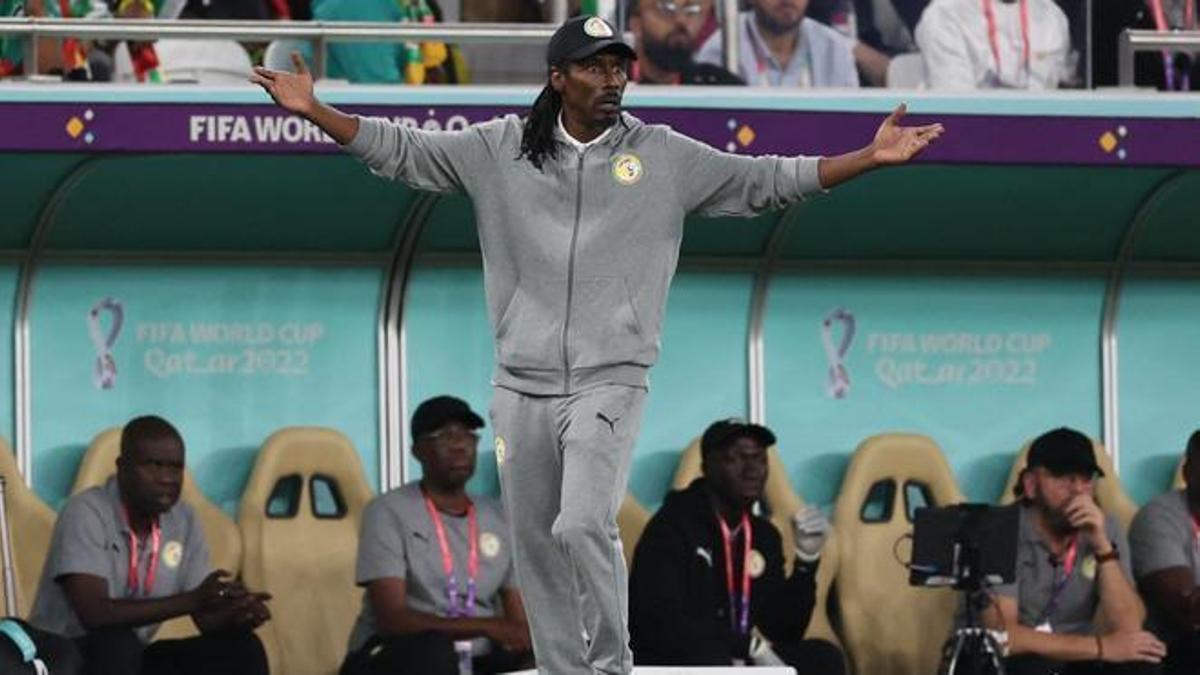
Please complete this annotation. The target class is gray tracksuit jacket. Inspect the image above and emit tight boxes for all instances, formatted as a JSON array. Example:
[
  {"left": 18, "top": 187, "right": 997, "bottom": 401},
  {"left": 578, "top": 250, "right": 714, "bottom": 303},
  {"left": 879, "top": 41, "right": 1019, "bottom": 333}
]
[{"left": 345, "top": 112, "right": 822, "bottom": 396}]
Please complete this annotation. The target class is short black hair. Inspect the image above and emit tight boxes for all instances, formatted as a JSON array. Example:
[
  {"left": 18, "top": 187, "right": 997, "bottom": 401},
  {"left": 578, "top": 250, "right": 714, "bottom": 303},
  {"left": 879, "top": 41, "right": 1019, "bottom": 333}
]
[{"left": 120, "top": 415, "right": 184, "bottom": 458}]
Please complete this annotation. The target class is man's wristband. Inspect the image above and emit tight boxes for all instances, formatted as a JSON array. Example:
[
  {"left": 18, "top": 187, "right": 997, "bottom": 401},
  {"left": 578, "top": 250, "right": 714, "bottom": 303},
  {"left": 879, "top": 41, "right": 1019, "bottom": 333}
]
[{"left": 1095, "top": 544, "right": 1120, "bottom": 565}]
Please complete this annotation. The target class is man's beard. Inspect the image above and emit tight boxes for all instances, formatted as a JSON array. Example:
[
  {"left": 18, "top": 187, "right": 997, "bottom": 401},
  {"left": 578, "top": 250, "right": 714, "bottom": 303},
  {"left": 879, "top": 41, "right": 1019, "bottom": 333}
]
[
  {"left": 754, "top": 7, "right": 802, "bottom": 35},
  {"left": 1035, "top": 496, "right": 1077, "bottom": 536},
  {"left": 644, "top": 39, "right": 694, "bottom": 73}
]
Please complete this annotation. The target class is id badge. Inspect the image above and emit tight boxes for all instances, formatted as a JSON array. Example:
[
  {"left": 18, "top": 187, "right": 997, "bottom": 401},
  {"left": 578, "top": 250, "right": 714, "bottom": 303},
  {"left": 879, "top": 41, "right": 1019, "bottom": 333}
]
[
  {"left": 1035, "top": 621, "right": 1053, "bottom": 634},
  {"left": 453, "top": 640, "right": 474, "bottom": 675}
]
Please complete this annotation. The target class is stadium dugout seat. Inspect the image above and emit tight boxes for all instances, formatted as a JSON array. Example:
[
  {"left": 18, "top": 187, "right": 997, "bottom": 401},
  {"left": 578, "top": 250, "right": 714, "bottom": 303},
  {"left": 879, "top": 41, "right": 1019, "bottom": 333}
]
[
  {"left": 672, "top": 438, "right": 845, "bottom": 651},
  {"left": 239, "top": 427, "right": 373, "bottom": 675},
  {"left": 998, "top": 437, "right": 1138, "bottom": 531},
  {"left": 617, "top": 494, "right": 651, "bottom": 569},
  {"left": 71, "top": 427, "right": 243, "bottom": 639},
  {"left": 0, "top": 439, "right": 54, "bottom": 618},
  {"left": 1173, "top": 455, "right": 1185, "bottom": 490},
  {"left": 833, "top": 433, "right": 963, "bottom": 675}
]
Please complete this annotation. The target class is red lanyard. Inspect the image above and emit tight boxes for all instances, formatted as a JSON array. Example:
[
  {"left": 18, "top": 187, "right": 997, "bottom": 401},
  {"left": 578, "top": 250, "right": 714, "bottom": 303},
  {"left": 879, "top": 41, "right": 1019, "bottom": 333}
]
[
  {"left": 717, "top": 512, "right": 752, "bottom": 636},
  {"left": 1148, "top": 0, "right": 1196, "bottom": 31},
  {"left": 421, "top": 489, "right": 479, "bottom": 618},
  {"left": 982, "top": 0, "right": 1030, "bottom": 81},
  {"left": 121, "top": 505, "right": 161, "bottom": 598}
]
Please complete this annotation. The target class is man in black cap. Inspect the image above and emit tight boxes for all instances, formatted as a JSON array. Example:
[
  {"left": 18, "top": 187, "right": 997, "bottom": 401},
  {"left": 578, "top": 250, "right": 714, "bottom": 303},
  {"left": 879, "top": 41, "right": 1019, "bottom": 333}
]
[
  {"left": 982, "top": 427, "right": 1165, "bottom": 674},
  {"left": 628, "top": 419, "right": 844, "bottom": 673},
  {"left": 341, "top": 396, "right": 532, "bottom": 675},
  {"left": 252, "top": 15, "right": 940, "bottom": 674}
]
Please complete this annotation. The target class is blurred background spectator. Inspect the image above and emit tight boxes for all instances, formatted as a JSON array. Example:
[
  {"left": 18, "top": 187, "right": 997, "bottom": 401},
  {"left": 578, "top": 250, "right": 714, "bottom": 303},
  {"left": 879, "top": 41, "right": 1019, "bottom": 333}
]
[
  {"left": 629, "top": 0, "right": 743, "bottom": 83},
  {"left": 915, "top": 0, "right": 1073, "bottom": 89},
  {"left": 696, "top": 0, "right": 860, "bottom": 86}
]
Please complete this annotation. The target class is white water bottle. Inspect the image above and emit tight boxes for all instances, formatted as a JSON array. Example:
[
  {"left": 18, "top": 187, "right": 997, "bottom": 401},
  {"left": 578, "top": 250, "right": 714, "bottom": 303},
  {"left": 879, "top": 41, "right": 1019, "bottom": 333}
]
[{"left": 454, "top": 640, "right": 474, "bottom": 675}]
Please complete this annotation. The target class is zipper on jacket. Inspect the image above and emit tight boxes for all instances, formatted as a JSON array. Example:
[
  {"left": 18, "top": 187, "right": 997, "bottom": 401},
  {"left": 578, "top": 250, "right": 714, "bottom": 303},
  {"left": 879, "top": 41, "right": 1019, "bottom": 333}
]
[{"left": 561, "top": 151, "right": 586, "bottom": 395}]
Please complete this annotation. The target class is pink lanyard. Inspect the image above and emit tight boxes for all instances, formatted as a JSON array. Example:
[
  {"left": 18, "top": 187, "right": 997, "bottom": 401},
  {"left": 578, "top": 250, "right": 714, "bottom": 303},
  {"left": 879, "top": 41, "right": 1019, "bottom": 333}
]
[
  {"left": 717, "top": 512, "right": 753, "bottom": 636},
  {"left": 1147, "top": 0, "right": 1196, "bottom": 90},
  {"left": 982, "top": 0, "right": 1030, "bottom": 82},
  {"left": 121, "top": 505, "right": 161, "bottom": 598},
  {"left": 421, "top": 490, "right": 479, "bottom": 618}
]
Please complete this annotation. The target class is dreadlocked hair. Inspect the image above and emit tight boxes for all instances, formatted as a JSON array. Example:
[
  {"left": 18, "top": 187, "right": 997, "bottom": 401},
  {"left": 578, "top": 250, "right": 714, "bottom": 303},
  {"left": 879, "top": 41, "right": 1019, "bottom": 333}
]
[{"left": 519, "top": 83, "right": 562, "bottom": 171}]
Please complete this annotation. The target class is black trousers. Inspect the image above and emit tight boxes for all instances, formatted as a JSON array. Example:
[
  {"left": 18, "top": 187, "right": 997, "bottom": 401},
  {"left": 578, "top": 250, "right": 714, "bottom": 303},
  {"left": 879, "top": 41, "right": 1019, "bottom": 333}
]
[
  {"left": 75, "top": 626, "right": 269, "bottom": 675},
  {"left": 340, "top": 631, "right": 531, "bottom": 675},
  {"left": 1163, "top": 632, "right": 1200, "bottom": 675},
  {"left": 0, "top": 618, "right": 83, "bottom": 675},
  {"left": 771, "top": 638, "right": 846, "bottom": 675},
  {"left": 1005, "top": 655, "right": 1163, "bottom": 675}
]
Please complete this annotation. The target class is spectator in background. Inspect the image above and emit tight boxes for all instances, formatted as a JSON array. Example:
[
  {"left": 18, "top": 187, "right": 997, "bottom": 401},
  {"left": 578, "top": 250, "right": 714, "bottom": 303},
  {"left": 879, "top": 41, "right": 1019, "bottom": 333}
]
[
  {"left": 629, "top": 419, "right": 844, "bottom": 673},
  {"left": 915, "top": 0, "right": 1073, "bottom": 89},
  {"left": 1129, "top": 430, "right": 1200, "bottom": 675},
  {"left": 0, "top": 0, "right": 110, "bottom": 79},
  {"left": 696, "top": 0, "right": 859, "bottom": 87},
  {"left": 629, "top": 0, "right": 743, "bottom": 84},
  {"left": 311, "top": 0, "right": 463, "bottom": 84}
]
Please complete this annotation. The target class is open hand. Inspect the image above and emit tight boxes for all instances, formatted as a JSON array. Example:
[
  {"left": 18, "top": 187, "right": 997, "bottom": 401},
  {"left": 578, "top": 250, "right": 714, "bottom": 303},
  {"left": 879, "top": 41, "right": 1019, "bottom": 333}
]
[
  {"left": 870, "top": 104, "right": 944, "bottom": 166},
  {"left": 1100, "top": 630, "right": 1166, "bottom": 663},
  {"left": 251, "top": 52, "right": 316, "bottom": 117}
]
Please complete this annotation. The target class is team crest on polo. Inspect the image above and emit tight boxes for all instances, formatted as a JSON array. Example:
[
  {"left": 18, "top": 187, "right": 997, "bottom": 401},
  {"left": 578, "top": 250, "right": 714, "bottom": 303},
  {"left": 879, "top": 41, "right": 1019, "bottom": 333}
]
[
  {"left": 163, "top": 541, "right": 183, "bottom": 569},
  {"left": 480, "top": 532, "right": 502, "bottom": 559},
  {"left": 748, "top": 549, "right": 766, "bottom": 578},
  {"left": 495, "top": 436, "right": 507, "bottom": 467},
  {"left": 612, "top": 154, "right": 643, "bottom": 186},
  {"left": 583, "top": 17, "right": 613, "bottom": 38},
  {"left": 1081, "top": 555, "right": 1097, "bottom": 580}
]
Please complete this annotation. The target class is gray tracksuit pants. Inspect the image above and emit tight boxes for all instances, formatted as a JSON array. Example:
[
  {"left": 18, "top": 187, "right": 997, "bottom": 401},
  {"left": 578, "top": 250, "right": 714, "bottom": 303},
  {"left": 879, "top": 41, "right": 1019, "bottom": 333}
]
[{"left": 491, "top": 384, "right": 646, "bottom": 675}]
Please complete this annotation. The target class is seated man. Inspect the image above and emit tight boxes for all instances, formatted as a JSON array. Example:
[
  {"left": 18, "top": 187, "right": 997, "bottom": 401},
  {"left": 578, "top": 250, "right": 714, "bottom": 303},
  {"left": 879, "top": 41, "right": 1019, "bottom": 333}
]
[
  {"left": 983, "top": 427, "right": 1165, "bottom": 674},
  {"left": 342, "top": 396, "right": 532, "bottom": 675},
  {"left": 914, "top": 0, "right": 1073, "bottom": 89},
  {"left": 27, "top": 415, "right": 271, "bottom": 675},
  {"left": 696, "top": 0, "right": 860, "bottom": 87},
  {"left": 628, "top": 418, "right": 844, "bottom": 673},
  {"left": 628, "top": 0, "right": 743, "bottom": 84},
  {"left": 1130, "top": 430, "right": 1200, "bottom": 675}
]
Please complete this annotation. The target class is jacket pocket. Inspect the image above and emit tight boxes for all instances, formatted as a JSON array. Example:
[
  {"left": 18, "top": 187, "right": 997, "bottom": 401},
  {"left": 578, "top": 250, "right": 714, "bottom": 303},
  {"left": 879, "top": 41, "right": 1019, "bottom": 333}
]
[
  {"left": 495, "top": 279, "right": 563, "bottom": 370},
  {"left": 568, "top": 276, "right": 646, "bottom": 368}
]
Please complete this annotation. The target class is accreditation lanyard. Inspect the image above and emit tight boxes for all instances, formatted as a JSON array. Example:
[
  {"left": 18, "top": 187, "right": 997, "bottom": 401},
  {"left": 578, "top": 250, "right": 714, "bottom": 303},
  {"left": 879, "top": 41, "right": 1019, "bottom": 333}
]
[
  {"left": 1036, "top": 537, "right": 1077, "bottom": 625},
  {"left": 421, "top": 490, "right": 479, "bottom": 618},
  {"left": 717, "top": 512, "right": 753, "bottom": 636},
  {"left": 121, "top": 505, "right": 161, "bottom": 598},
  {"left": 981, "top": 0, "right": 1030, "bottom": 84},
  {"left": 1147, "top": 0, "right": 1196, "bottom": 90}
]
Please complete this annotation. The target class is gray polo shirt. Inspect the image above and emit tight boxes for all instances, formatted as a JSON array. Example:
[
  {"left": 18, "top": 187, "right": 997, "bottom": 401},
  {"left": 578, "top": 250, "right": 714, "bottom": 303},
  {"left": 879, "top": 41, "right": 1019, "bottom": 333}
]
[
  {"left": 347, "top": 482, "right": 516, "bottom": 655},
  {"left": 1129, "top": 489, "right": 1200, "bottom": 642},
  {"left": 28, "top": 478, "right": 211, "bottom": 642},
  {"left": 993, "top": 503, "right": 1133, "bottom": 635}
]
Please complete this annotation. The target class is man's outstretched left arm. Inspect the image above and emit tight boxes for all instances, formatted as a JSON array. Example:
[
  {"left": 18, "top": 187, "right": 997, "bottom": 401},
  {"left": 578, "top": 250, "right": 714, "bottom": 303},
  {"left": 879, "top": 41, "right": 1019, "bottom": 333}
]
[{"left": 817, "top": 103, "right": 944, "bottom": 189}]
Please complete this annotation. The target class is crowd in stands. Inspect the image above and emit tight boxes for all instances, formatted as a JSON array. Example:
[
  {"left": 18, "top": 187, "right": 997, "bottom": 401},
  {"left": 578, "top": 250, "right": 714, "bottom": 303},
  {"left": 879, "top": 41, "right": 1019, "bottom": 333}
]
[{"left": 0, "top": 0, "right": 1195, "bottom": 89}]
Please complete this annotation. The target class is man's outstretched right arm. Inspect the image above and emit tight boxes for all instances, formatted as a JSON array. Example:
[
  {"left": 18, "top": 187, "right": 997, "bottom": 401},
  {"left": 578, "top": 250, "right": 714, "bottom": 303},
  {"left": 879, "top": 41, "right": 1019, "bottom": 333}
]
[{"left": 251, "top": 52, "right": 358, "bottom": 145}]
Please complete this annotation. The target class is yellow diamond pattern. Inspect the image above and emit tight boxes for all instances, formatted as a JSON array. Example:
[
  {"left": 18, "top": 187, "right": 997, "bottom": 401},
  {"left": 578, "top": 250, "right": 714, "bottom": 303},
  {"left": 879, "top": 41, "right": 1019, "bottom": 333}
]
[
  {"left": 66, "top": 117, "right": 84, "bottom": 139},
  {"left": 736, "top": 125, "right": 756, "bottom": 147},
  {"left": 1098, "top": 131, "right": 1117, "bottom": 153}
]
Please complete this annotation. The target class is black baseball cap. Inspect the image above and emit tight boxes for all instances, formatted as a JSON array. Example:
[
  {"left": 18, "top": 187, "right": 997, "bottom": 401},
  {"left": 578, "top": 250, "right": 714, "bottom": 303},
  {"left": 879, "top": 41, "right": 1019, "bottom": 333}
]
[
  {"left": 546, "top": 15, "right": 637, "bottom": 66},
  {"left": 410, "top": 396, "right": 485, "bottom": 440},
  {"left": 700, "top": 419, "right": 777, "bottom": 457},
  {"left": 1026, "top": 427, "right": 1105, "bottom": 478}
]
